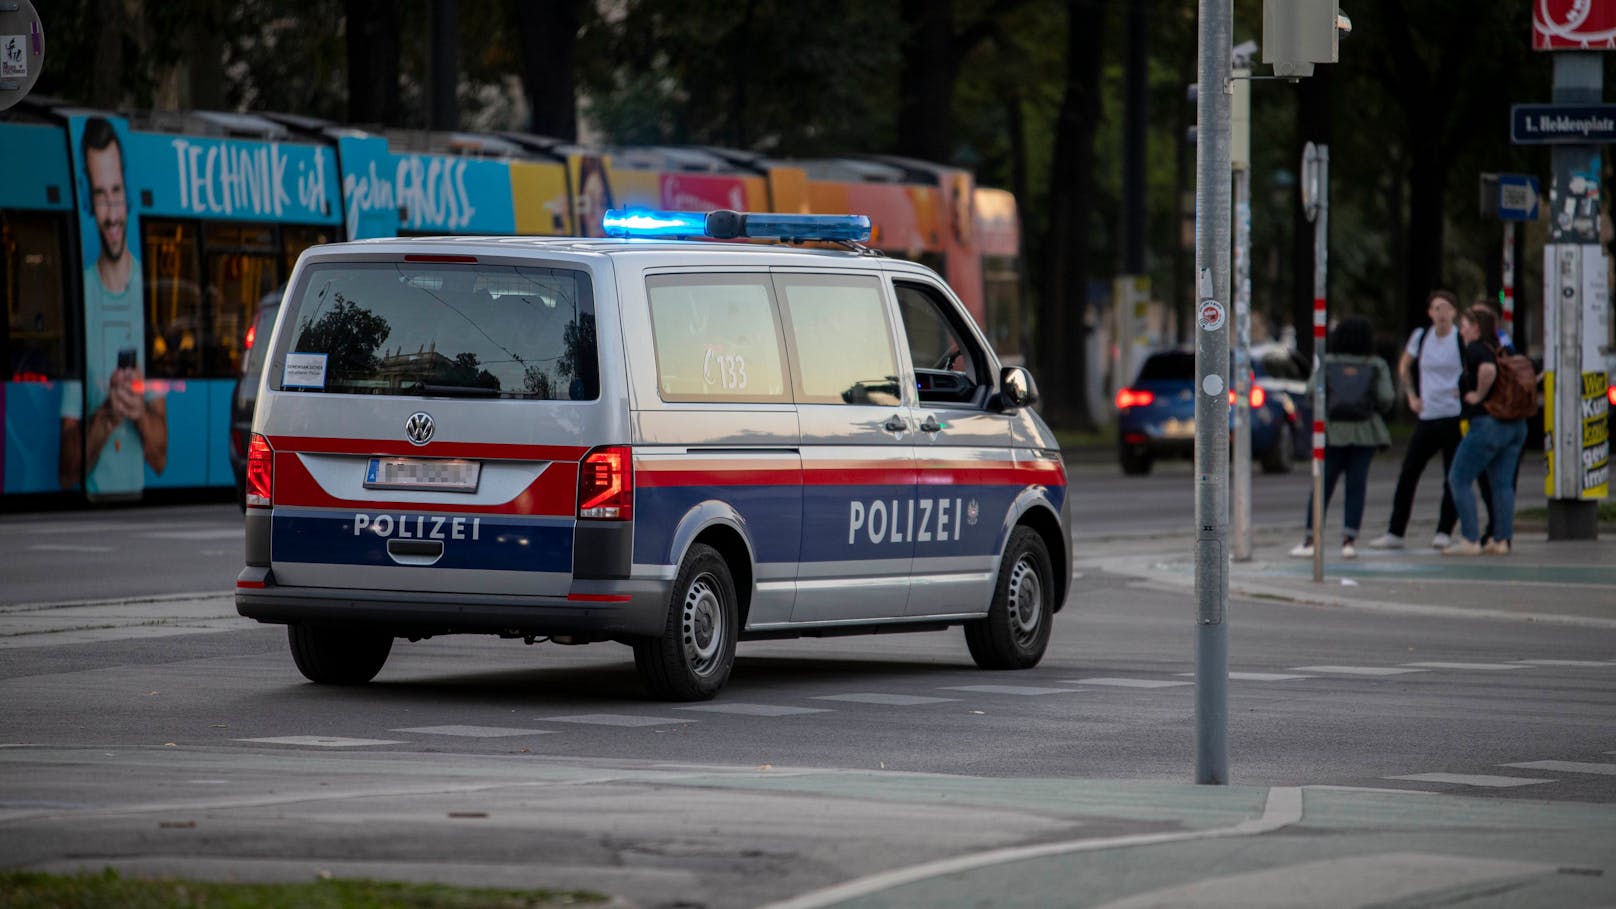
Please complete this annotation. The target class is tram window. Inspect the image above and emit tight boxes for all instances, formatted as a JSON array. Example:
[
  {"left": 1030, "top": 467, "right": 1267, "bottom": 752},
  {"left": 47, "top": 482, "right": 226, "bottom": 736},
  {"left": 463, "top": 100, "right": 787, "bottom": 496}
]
[
  {"left": 142, "top": 219, "right": 206, "bottom": 379},
  {"left": 282, "top": 226, "right": 334, "bottom": 276},
  {"left": 207, "top": 223, "right": 280, "bottom": 376},
  {"left": 983, "top": 255, "right": 1023, "bottom": 361},
  {"left": 2, "top": 211, "right": 74, "bottom": 381}
]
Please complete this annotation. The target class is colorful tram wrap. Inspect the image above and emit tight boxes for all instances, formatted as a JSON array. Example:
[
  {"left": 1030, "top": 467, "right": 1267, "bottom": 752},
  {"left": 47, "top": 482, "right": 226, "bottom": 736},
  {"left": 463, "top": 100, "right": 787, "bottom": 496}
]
[{"left": 2, "top": 105, "right": 1025, "bottom": 503}]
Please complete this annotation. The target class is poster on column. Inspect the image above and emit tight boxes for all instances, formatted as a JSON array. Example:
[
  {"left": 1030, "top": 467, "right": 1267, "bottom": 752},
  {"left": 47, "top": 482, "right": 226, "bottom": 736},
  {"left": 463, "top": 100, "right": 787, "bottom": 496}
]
[
  {"left": 1543, "top": 243, "right": 1610, "bottom": 501},
  {"left": 64, "top": 114, "right": 164, "bottom": 500}
]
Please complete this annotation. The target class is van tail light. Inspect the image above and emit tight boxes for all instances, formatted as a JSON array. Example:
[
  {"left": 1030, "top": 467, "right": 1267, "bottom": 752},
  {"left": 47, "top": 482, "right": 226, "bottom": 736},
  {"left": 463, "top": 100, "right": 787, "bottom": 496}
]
[
  {"left": 1115, "top": 388, "right": 1154, "bottom": 410},
  {"left": 578, "top": 445, "right": 633, "bottom": 520},
  {"left": 246, "top": 434, "right": 274, "bottom": 508}
]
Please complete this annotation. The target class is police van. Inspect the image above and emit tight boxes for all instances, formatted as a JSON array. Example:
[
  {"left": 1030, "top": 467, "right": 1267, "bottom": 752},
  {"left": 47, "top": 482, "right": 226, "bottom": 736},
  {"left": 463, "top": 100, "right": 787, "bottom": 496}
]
[{"left": 236, "top": 209, "right": 1071, "bottom": 700}]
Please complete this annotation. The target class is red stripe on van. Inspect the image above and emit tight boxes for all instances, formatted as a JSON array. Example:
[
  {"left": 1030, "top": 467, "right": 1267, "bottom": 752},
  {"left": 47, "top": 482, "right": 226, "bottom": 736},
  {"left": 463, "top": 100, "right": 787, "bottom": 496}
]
[
  {"left": 272, "top": 452, "right": 580, "bottom": 515},
  {"left": 267, "top": 436, "right": 590, "bottom": 462}
]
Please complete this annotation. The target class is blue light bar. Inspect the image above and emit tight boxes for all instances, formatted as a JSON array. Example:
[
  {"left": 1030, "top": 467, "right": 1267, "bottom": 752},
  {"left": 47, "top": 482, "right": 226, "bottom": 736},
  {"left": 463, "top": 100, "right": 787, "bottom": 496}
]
[
  {"left": 601, "top": 209, "right": 708, "bottom": 238},
  {"left": 600, "top": 208, "right": 872, "bottom": 243}
]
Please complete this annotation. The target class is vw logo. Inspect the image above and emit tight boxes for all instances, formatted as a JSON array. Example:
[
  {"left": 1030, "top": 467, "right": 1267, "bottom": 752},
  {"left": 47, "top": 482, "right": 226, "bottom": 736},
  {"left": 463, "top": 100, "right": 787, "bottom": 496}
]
[{"left": 404, "top": 412, "right": 435, "bottom": 445}]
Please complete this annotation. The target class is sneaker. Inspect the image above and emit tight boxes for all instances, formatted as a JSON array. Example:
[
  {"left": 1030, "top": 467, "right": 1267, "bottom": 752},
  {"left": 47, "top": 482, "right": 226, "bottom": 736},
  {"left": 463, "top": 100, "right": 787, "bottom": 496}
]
[
  {"left": 1442, "top": 539, "right": 1482, "bottom": 556},
  {"left": 1341, "top": 541, "right": 1358, "bottom": 559},
  {"left": 1482, "top": 539, "right": 1511, "bottom": 555},
  {"left": 1288, "top": 542, "right": 1314, "bottom": 558},
  {"left": 1368, "top": 533, "right": 1404, "bottom": 550},
  {"left": 1430, "top": 532, "right": 1452, "bottom": 549}
]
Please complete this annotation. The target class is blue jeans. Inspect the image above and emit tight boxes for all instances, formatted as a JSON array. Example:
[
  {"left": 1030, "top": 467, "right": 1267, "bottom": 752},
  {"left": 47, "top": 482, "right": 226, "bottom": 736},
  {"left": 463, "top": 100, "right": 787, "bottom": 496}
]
[
  {"left": 1303, "top": 445, "right": 1376, "bottom": 541},
  {"left": 1448, "top": 415, "right": 1528, "bottom": 543}
]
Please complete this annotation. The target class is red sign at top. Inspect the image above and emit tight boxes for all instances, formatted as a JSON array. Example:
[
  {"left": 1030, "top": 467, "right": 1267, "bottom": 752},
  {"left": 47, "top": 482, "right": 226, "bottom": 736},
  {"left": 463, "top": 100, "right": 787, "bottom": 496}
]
[{"left": 1535, "top": 0, "right": 1616, "bottom": 50}]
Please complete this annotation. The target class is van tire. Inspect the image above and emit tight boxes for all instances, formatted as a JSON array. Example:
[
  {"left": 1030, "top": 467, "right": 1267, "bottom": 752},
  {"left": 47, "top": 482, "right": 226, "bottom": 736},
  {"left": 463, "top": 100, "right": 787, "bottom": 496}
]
[
  {"left": 288, "top": 625, "right": 393, "bottom": 685},
  {"left": 965, "top": 526, "right": 1054, "bottom": 670},
  {"left": 634, "top": 544, "right": 737, "bottom": 701}
]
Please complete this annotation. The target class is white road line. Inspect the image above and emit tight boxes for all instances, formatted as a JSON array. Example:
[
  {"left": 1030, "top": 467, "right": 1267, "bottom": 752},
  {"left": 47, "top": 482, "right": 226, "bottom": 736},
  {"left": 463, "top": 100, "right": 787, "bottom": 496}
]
[
  {"left": 940, "top": 684, "right": 1080, "bottom": 696},
  {"left": 238, "top": 736, "right": 406, "bottom": 747},
  {"left": 1513, "top": 659, "right": 1614, "bottom": 667},
  {"left": 1402, "top": 662, "right": 1526, "bottom": 671},
  {"left": 1063, "top": 678, "right": 1191, "bottom": 688},
  {"left": 1385, "top": 773, "right": 1554, "bottom": 788},
  {"left": 392, "top": 725, "right": 556, "bottom": 738},
  {"left": 1290, "top": 665, "right": 1428, "bottom": 676},
  {"left": 27, "top": 544, "right": 116, "bottom": 553},
  {"left": 143, "top": 529, "right": 246, "bottom": 541},
  {"left": 537, "top": 714, "right": 690, "bottom": 727},
  {"left": 1175, "top": 672, "right": 1315, "bottom": 681},
  {"left": 1502, "top": 760, "right": 1616, "bottom": 776},
  {"left": 811, "top": 693, "right": 959, "bottom": 706},
  {"left": 675, "top": 703, "right": 830, "bottom": 717},
  {"left": 756, "top": 787, "right": 1303, "bottom": 909}
]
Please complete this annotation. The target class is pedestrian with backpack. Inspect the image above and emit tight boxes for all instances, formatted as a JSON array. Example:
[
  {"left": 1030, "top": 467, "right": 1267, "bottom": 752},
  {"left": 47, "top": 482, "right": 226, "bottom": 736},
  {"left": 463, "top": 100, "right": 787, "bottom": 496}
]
[
  {"left": 1290, "top": 316, "right": 1395, "bottom": 560},
  {"left": 1444, "top": 305, "right": 1533, "bottom": 556},
  {"left": 1368, "top": 290, "right": 1464, "bottom": 551}
]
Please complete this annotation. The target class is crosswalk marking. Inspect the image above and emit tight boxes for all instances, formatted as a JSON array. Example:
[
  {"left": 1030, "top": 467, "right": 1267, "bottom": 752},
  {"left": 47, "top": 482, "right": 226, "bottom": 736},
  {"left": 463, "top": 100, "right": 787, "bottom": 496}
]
[
  {"left": 1064, "top": 677, "right": 1191, "bottom": 688},
  {"left": 1502, "top": 760, "right": 1616, "bottom": 776},
  {"left": 1385, "top": 773, "right": 1554, "bottom": 788},
  {"left": 238, "top": 735, "right": 406, "bottom": 747},
  {"left": 1174, "top": 672, "right": 1315, "bottom": 681},
  {"left": 1402, "top": 662, "right": 1525, "bottom": 671},
  {"left": 811, "top": 693, "right": 958, "bottom": 706},
  {"left": 1513, "top": 659, "right": 1614, "bottom": 667},
  {"left": 393, "top": 725, "right": 556, "bottom": 738},
  {"left": 675, "top": 703, "right": 830, "bottom": 717},
  {"left": 1290, "top": 665, "right": 1428, "bottom": 676},
  {"left": 538, "top": 714, "right": 691, "bottom": 727},
  {"left": 941, "top": 684, "right": 1078, "bottom": 696}
]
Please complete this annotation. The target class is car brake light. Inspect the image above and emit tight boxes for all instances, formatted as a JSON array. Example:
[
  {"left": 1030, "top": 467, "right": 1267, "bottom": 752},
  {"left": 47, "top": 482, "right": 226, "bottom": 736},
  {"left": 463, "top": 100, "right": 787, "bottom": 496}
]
[
  {"left": 1608, "top": 384, "right": 1615, "bottom": 407},
  {"left": 230, "top": 427, "right": 247, "bottom": 460},
  {"left": 244, "top": 323, "right": 257, "bottom": 351},
  {"left": 578, "top": 445, "right": 633, "bottom": 520},
  {"left": 246, "top": 434, "right": 274, "bottom": 508},
  {"left": 1115, "top": 388, "right": 1154, "bottom": 409},
  {"left": 1251, "top": 384, "right": 1266, "bottom": 408}
]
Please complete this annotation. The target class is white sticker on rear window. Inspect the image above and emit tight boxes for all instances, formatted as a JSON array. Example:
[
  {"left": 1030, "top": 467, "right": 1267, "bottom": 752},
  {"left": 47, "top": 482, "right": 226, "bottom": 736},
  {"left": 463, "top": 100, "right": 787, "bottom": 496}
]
[{"left": 283, "top": 352, "right": 328, "bottom": 389}]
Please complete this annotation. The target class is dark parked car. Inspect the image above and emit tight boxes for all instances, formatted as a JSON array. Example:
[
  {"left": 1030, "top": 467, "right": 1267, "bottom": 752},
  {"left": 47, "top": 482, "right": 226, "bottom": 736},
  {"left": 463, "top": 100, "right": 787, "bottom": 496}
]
[
  {"left": 1115, "top": 345, "right": 1311, "bottom": 476},
  {"left": 229, "top": 294, "right": 281, "bottom": 508}
]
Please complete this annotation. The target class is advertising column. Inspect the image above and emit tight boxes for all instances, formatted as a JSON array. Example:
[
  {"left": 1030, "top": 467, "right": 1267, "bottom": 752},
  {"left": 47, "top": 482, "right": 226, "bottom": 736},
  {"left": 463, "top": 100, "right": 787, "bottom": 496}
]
[{"left": 64, "top": 114, "right": 157, "bottom": 501}]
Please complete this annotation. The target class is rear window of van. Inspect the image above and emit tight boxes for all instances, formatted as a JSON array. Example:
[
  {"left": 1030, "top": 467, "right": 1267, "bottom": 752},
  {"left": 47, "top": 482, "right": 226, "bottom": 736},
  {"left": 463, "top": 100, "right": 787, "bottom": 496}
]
[{"left": 272, "top": 262, "right": 597, "bottom": 400}]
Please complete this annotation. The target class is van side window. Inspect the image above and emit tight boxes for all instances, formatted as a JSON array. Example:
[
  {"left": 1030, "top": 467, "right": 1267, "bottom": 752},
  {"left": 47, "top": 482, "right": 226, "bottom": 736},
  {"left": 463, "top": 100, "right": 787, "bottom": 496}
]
[
  {"left": 646, "top": 274, "right": 789, "bottom": 402},
  {"left": 894, "top": 281, "right": 988, "bottom": 406},
  {"left": 776, "top": 273, "right": 901, "bottom": 406}
]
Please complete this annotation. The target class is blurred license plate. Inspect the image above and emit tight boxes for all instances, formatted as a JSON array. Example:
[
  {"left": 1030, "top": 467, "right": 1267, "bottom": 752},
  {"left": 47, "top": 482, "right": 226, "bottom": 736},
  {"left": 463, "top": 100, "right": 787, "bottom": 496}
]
[{"left": 365, "top": 457, "right": 481, "bottom": 492}]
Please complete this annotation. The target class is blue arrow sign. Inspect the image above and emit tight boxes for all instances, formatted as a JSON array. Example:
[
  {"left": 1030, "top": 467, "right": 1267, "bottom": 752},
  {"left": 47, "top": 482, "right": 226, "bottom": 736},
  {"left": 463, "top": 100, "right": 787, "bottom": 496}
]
[{"left": 1497, "top": 174, "right": 1539, "bottom": 222}]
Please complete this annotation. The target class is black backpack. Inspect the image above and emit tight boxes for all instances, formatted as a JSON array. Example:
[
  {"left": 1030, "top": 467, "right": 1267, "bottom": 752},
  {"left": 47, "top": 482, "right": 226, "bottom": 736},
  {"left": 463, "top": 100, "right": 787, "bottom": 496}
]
[{"left": 1325, "top": 360, "right": 1376, "bottom": 421}]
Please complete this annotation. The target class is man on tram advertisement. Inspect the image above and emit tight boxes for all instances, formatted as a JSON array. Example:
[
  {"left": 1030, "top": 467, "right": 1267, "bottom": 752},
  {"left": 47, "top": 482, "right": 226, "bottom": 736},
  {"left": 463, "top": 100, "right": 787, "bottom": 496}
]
[{"left": 59, "top": 114, "right": 167, "bottom": 498}]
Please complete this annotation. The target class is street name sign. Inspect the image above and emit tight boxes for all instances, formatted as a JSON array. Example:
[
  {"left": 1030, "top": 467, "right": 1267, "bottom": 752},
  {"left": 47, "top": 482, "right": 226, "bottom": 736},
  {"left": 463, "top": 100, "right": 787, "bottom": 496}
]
[{"left": 1511, "top": 104, "right": 1616, "bottom": 144}]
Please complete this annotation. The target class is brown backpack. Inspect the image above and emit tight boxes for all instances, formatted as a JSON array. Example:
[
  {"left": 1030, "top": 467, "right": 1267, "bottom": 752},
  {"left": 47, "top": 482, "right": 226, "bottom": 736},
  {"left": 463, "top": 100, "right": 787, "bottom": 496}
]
[{"left": 1483, "top": 350, "right": 1537, "bottom": 421}]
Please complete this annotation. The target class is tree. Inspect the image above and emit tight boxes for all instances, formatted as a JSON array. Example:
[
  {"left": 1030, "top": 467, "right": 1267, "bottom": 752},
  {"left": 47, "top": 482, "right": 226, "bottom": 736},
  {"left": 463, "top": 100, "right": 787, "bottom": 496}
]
[
  {"left": 346, "top": 0, "right": 402, "bottom": 125},
  {"left": 1035, "top": 0, "right": 1109, "bottom": 430},
  {"left": 516, "top": 0, "right": 584, "bottom": 139},
  {"left": 294, "top": 297, "right": 391, "bottom": 382}
]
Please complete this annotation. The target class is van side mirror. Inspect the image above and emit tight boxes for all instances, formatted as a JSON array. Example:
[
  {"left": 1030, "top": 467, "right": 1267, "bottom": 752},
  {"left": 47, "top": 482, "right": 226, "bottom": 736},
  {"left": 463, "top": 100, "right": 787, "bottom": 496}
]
[{"left": 995, "top": 366, "right": 1039, "bottom": 411}]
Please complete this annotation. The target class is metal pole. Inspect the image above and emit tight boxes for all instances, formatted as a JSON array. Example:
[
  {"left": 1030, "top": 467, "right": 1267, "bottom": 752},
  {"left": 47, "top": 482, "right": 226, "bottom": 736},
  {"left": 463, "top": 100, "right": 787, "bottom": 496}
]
[
  {"left": 1307, "top": 145, "right": 1329, "bottom": 583},
  {"left": 1502, "top": 220, "right": 1515, "bottom": 343},
  {"left": 1233, "top": 166, "right": 1252, "bottom": 561},
  {"left": 1546, "top": 53, "right": 1602, "bottom": 540},
  {"left": 1192, "top": 0, "right": 1231, "bottom": 786}
]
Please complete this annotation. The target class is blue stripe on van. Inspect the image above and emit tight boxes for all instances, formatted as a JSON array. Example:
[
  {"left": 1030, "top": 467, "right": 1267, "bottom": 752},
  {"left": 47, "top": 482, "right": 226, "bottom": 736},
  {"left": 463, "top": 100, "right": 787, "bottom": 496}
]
[{"left": 273, "top": 509, "right": 573, "bottom": 572}]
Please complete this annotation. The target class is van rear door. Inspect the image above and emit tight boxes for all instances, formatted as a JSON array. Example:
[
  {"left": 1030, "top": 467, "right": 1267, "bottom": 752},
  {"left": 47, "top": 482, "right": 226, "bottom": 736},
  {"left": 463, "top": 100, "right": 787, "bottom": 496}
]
[{"left": 259, "top": 257, "right": 607, "bottom": 597}]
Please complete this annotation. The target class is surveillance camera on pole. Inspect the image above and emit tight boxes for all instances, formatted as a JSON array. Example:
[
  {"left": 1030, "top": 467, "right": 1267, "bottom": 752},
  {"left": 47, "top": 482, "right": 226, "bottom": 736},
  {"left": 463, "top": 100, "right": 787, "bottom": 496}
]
[{"left": 1263, "top": 0, "right": 1351, "bottom": 78}]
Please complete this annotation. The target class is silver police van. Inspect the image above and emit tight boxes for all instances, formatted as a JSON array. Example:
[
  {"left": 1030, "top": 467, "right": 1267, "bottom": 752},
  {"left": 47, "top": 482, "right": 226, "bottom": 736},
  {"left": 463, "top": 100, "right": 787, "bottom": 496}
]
[{"left": 237, "top": 209, "right": 1071, "bottom": 700}]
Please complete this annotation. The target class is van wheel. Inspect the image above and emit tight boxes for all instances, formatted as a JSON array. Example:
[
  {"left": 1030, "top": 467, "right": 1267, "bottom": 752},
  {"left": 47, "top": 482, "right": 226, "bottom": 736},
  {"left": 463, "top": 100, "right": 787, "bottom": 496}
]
[
  {"left": 287, "top": 625, "right": 393, "bottom": 685},
  {"left": 634, "top": 544, "right": 737, "bottom": 701},
  {"left": 965, "top": 527, "right": 1054, "bottom": 670}
]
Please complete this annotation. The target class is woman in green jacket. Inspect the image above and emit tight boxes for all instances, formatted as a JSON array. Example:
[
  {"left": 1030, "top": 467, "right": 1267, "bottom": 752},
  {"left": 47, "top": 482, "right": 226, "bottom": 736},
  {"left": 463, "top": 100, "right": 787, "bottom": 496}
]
[{"left": 1290, "top": 315, "right": 1396, "bottom": 560}]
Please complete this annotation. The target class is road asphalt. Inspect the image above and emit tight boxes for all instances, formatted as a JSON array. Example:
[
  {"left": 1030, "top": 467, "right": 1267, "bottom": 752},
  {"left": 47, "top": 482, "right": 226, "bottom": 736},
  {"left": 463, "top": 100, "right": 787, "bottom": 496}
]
[{"left": 4, "top": 488, "right": 1614, "bottom": 907}]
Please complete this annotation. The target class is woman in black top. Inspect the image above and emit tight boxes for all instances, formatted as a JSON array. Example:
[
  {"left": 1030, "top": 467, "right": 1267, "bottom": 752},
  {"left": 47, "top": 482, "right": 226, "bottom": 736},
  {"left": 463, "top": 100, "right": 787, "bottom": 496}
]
[{"left": 1444, "top": 306, "right": 1528, "bottom": 556}]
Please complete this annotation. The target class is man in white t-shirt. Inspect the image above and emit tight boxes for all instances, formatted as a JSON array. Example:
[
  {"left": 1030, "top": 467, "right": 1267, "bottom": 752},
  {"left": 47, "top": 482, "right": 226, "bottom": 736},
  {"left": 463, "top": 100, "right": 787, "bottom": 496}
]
[{"left": 1369, "top": 290, "right": 1463, "bottom": 549}]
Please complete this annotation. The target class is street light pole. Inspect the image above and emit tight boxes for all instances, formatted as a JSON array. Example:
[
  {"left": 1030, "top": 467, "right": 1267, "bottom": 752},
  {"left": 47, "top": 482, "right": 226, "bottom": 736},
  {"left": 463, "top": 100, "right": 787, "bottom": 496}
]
[
  {"left": 1302, "top": 142, "right": 1329, "bottom": 583},
  {"left": 1192, "top": 0, "right": 1232, "bottom": 786}
]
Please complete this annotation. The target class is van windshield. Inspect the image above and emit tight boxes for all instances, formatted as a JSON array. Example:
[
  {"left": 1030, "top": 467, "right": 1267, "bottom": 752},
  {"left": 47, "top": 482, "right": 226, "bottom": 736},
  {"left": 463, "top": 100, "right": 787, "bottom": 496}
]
[{"left": 273, "top": 262, "right": 597, "bottom": 400}]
